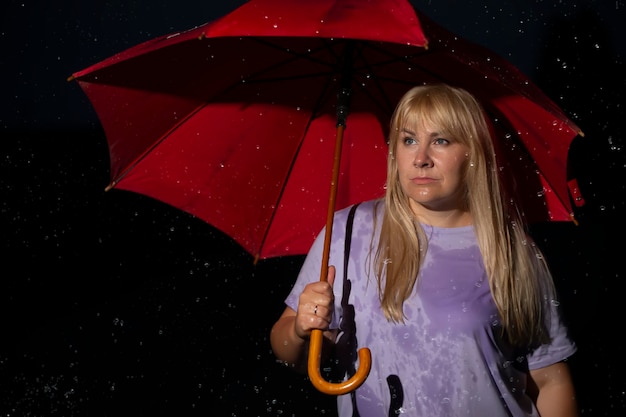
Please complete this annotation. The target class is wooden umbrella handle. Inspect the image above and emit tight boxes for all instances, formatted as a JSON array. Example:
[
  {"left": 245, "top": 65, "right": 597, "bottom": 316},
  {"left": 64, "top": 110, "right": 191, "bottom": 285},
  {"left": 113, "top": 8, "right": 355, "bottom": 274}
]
[
  {"left": 308, "top": 329, "right": 372, "bottom": 395},
  {"left": 306, "top": 123, "right": 372, "bottom": 395}
]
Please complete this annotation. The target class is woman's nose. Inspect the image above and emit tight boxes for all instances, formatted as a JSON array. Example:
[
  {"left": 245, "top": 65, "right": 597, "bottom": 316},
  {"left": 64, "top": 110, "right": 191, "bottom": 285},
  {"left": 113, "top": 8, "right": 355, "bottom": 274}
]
[{"left": 413, "top": 146, "right": 433, "bottom": 168}]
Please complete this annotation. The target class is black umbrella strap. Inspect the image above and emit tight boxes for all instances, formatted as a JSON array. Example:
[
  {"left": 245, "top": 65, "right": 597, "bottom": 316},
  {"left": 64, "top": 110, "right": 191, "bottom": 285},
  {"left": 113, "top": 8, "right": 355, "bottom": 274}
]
[
  {"left": 343, "top": 203, "right": 361, "bottom": 276},
  {"left": 341, "top": 201, "right": 361, "bottom": 414}
]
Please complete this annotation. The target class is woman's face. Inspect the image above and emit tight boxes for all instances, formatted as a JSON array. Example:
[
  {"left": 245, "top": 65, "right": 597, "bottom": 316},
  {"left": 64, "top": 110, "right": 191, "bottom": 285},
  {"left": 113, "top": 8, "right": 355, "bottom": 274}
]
[{"left": 395, "top": 121, "right": 470, "bottom": 223}]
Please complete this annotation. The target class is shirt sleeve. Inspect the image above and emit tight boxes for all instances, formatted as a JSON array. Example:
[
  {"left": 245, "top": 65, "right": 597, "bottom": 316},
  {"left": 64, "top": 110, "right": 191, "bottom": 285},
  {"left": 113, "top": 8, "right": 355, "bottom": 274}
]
[
  {"left": 284, "top": 226, "right": 326, "bottom": 312},
  {"left": 284, "top": 205, "right": 353, "bottom": 330},
  {"left": 527, "top": 280, "right": 577, "bottom": 370}
]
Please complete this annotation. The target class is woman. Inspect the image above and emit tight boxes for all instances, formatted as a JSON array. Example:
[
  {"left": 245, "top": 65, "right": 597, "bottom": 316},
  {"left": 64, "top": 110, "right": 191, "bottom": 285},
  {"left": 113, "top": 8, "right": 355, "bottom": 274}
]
[{"left": 270, "top": 84, "right": 578, "bottom": 416}]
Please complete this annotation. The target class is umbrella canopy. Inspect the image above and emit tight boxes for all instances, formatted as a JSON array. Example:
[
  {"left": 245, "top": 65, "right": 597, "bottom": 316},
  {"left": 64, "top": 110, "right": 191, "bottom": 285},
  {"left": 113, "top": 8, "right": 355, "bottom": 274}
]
[{"left": 70, "top": 0, "right": 583, "bottom": 263}]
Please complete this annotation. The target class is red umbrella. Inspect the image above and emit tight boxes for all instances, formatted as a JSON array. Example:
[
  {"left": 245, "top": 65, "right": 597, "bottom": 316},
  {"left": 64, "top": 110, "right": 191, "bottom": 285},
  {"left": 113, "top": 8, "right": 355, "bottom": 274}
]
[{"left": 69, "top": 0, "right": 584, "bottom": 394}]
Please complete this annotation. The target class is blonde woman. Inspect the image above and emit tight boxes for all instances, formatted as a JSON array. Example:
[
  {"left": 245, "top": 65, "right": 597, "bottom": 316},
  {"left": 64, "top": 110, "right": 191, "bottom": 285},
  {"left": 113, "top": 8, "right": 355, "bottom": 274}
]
[{"left": 270, "top": 84, "right": 578, "bottom": 417}]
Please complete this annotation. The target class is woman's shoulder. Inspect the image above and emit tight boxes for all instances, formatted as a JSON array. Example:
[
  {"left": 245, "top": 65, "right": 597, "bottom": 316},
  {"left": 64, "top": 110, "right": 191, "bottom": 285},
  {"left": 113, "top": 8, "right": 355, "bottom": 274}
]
[
  {"left": 335, "top": 198, "right": 383, "bottom": 218},
  {"left": 333, "top": 199, "right": 384, "bottom": 238}
]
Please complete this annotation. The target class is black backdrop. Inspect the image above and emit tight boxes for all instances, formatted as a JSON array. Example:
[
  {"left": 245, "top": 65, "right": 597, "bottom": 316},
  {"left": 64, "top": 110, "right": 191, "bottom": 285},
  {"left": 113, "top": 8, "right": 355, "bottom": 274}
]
[{"left": 2, "top": 1, "right": 625, "bottom": 415}]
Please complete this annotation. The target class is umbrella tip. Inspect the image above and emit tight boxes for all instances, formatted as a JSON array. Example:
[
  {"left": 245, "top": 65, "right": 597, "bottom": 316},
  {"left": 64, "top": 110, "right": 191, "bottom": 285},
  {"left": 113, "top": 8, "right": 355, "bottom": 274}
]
[
  {"left": 253, "top": 253, "right": 260, "bottom": 265},
  {"left": 570, "top": 213, "right": 579, "bottom": 226},
  {"left": 67, "top": 75, "right": 75, "bottom": 82}
]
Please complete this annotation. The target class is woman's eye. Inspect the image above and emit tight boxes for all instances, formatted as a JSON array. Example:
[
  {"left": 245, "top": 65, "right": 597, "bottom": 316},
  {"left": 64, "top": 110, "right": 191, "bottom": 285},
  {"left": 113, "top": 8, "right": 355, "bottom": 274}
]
[
  {"left": 434, "top": 138, "right": 449, "bottom": 145},
  {"left": 403, "top": 137, "right": 416, "bottom": 145}
]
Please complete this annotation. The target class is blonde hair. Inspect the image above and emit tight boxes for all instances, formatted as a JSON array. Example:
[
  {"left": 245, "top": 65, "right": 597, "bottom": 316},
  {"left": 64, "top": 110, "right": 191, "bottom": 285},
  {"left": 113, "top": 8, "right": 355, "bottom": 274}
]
[{"left": 375, "top": 84, "right": 554, "bottom": 346}]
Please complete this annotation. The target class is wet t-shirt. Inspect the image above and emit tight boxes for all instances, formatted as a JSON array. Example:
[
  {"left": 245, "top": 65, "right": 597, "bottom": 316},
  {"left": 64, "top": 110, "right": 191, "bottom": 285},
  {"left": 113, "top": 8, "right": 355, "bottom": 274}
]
[{"left": 284, "top": 199, "right": 576, "bottom": 417}]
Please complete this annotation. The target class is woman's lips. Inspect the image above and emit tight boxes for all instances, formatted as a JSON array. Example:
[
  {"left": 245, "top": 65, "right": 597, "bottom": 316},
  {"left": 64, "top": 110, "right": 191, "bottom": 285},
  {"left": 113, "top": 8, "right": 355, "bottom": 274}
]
[{"left": 411, "top": 176, "right": 436, "bottom": 185}]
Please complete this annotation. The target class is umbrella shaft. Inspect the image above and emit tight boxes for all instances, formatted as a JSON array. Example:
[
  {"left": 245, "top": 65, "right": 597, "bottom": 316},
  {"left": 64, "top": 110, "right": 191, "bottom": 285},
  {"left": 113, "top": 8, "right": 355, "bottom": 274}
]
[{"left": 319, "top": 124, "right": 345, "bottom": 282}]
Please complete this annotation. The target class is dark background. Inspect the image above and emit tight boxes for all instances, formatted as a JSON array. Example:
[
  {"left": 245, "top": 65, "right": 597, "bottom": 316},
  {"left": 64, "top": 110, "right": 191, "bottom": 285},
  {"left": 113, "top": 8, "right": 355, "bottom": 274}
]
[{"left": 2, "top": 1, "right": 625, "bottom": 416}]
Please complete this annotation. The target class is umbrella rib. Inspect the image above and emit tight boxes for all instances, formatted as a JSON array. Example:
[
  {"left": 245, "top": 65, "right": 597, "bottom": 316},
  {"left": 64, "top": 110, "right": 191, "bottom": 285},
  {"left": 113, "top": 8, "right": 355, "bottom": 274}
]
[
  {"left": 237, "top": 38, "right": 431, "bottom": 120},
  {"left": 108, "top": 106, "right": 208, "bottom": 188},
  {"left": 253, "top": 63, "right": 339, "bottom": 260},
  {"left": 230, "top": 37, "right": 347, "bottom": 86}
]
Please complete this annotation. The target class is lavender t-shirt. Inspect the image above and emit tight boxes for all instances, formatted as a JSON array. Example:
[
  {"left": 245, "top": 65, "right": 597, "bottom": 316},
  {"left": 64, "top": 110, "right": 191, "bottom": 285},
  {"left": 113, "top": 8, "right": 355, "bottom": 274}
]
[{"left": 285, "top": 199, "right": 576, "bottom": 417}]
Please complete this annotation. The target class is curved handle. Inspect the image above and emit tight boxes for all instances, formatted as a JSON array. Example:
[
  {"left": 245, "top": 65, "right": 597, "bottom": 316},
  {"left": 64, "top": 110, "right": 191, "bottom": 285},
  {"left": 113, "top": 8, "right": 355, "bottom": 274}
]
[{"left": 308, "top": 329, "right": 371, "bottom": 395}]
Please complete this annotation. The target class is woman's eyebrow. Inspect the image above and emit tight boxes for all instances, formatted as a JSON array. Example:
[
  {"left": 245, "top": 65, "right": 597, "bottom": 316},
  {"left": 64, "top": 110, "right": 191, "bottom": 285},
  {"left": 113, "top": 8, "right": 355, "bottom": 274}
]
[{"left": 401, "top": 127, "right": 443, "bottom": 138}]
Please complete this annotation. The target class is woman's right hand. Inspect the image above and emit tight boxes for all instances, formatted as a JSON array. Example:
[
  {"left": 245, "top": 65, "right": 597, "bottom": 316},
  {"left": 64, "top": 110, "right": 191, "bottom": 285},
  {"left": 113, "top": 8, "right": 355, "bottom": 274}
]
[{"left": 293, "top": 265, "right": 336, "bottom": 340}]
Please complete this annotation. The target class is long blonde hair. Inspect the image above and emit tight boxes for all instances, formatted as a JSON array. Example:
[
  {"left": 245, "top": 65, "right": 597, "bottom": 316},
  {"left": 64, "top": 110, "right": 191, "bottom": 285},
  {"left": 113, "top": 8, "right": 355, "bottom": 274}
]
[{"left": 375, "top": 84, "right": 554, "bottom": 346}]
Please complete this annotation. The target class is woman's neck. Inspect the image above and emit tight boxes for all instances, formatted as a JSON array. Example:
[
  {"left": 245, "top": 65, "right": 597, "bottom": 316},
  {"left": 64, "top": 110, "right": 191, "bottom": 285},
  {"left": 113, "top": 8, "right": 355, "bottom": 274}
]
[{"left": 411, "top": 207, "right": 473, "bottom": 228}]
